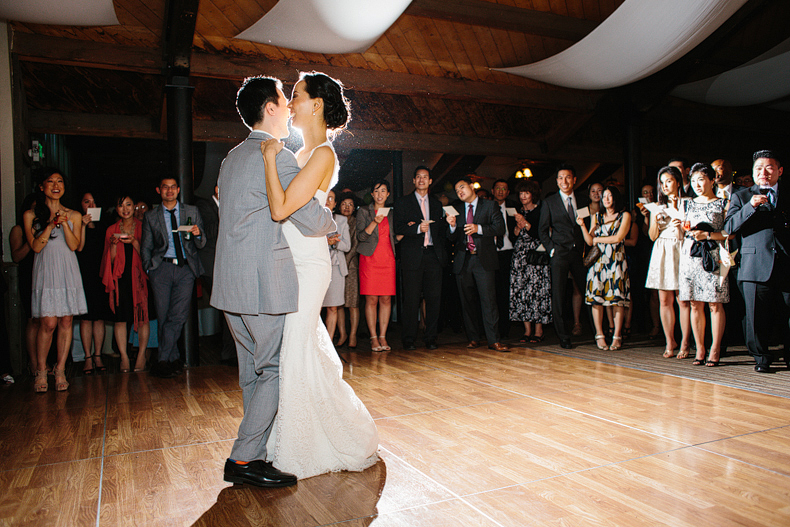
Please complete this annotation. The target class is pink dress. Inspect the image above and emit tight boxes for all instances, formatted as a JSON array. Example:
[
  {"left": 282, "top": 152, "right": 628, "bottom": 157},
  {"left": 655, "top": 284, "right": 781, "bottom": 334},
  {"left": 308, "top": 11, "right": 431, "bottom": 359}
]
[{"left": 358, "top": 217, "right": 395, "bottom": 295}]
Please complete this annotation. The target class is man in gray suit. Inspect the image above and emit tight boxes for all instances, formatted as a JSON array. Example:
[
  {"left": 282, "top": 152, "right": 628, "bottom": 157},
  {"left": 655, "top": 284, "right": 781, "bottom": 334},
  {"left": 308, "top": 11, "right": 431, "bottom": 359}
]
[
  {"left": 141, "top": 177, "right": 206, "bottom": 378},
  {"left": 211, "top": 76, "right": 335, "bottom": 487},
  {"left": 724, "top": 150, "right": 790, "bottom": 373}
]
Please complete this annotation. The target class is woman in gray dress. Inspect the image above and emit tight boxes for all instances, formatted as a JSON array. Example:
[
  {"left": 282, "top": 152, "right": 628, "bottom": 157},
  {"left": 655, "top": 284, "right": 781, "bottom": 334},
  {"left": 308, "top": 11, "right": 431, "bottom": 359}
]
[
  {"left": 23, "top": 168, "right": 88, "bottom": 392},
  {"left": 322, "top": 190, "right": 351, "bottom": 345}
]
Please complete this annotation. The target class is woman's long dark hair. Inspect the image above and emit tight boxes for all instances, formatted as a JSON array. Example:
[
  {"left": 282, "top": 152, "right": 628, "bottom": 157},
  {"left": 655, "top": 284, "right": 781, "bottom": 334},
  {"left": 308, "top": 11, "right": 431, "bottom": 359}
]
[
  {"left": 33, "top": 168, "right": 64, "bottom": 236},
  {"left": 603, "top": 186, "right": 625, "bottom": 214},
  {"left": 656, "top": 166, "right": 683, "bottom": 206}
]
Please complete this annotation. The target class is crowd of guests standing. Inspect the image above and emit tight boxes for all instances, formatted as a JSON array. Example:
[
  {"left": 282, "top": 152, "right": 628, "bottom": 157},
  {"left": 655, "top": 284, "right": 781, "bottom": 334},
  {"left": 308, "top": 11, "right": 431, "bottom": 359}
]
[{"left": 7, "top": 148, "right": 786, "bottom": 389}]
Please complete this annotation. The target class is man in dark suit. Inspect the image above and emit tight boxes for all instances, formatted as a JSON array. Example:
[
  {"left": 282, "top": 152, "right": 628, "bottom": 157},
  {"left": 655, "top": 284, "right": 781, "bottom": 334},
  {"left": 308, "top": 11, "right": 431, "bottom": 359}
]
[
  {"left": 446, "top": 176, "right": 509, "bottom": 352},
  {"left": 492, "top": 179, "right": 518, "bottom": 340},
  {"left": 141, "top": 176, "right": 206, "bottom": 378},
  {"left": 197, "top": 185, "right": 236, "bottom": 365},
  {"left": 669, "top": 157, "right": 695, "bottom": 198},
  {"left": 538, "top": 164, "right": 589, "bottom": 349},
  {"left": 724, "top": 150, "right": 790, "bottom": 373},
  {"left": 394, "top": 166, "right": 447, "bottom": 350}
]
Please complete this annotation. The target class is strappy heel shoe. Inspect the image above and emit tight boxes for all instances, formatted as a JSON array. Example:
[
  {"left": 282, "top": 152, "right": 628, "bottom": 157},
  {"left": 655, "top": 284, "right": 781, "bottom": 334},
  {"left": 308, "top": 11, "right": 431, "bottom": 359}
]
[
  {"left": 595, "top": 335, "right": 609, "bottom": 351},
  {"left": 378, "top": 336, "right": 391, "bottom": 351},
  {"left": 92, "top": 354, "right": 107, "bottom": 372},
  {"left": 609, "top": 336, "right": 622, "bottom": 351},
  {"left": 370, "top": 336, "right": 383, "bottom": 352},
  {"left": 83, "top": 355, "right": 95, "bottom": 375},
  {"left": 54, "top": 368, "right": 69, "bottom": 392},
  {"left": 34, "top": 370, "right": 48, "bottom": 393}
]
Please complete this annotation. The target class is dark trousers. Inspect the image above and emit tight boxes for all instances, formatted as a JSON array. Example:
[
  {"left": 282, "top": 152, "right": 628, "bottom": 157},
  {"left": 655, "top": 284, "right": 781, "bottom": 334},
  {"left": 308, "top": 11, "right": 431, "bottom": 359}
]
[
  {"left": 741, "top": 264, "right": 790, "bottom": 367},
  {"left": 401, "top": 248, "right": 443, "bottom": 345},
  {"left": 549, "top": 248, "right": 588, "bottom": 341},
  {"left": 456, "top": 254, "right": 499, "bottom": 344},
  {"left": 149, "top": 262, "right": 195, "bottom": 363},
  {"left": 202, "top": 276, "right": 237, "bottom": 361},
  {"left": 495, "top": 250, "right": 513, "bottom": 338}
]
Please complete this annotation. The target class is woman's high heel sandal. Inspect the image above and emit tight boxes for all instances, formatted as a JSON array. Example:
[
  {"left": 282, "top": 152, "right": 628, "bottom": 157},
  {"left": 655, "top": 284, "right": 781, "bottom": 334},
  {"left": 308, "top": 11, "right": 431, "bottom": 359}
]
[
  {"left": 609, "top": 336, "right": 622, "bottom": 351},
  {"left": 54, "top": 368, "right": 69, "bottom": 392},
  {"left": 378, "top": 336, "right": 391, "bottom": 351},
  {"left": 34, "top": 370, "right": 48, "bottom": 393},
  {"left": 370, "top": 337, "right": 383, "bottom": 352},
  {"left": 595, "top": 335, "right": 609, "bottom": 351},
  {"left": 92, "top": 354, "right": 107, "bottom": 372}
]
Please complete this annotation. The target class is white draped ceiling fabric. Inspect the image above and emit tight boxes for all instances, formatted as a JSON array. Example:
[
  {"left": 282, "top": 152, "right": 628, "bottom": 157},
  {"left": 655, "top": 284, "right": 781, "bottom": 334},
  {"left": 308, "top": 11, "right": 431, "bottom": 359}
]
[
  {"left": 236, "top": 0, "right": 413, "bottom": 54},
  {"left": 495, "top": 0, "right": 748, "bottom": 90},
  {"left": 0, "top": 0, "right": 118, "bottom": 26},
  {"left": 672, "top": 37, "right": 790, "bottom": 106}
]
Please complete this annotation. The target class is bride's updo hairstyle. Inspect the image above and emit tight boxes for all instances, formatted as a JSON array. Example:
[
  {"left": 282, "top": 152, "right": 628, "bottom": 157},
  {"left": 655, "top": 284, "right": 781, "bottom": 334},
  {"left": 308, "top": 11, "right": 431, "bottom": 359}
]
[{"left": 300, "top": 71, "right": 351, "bottom": 133}]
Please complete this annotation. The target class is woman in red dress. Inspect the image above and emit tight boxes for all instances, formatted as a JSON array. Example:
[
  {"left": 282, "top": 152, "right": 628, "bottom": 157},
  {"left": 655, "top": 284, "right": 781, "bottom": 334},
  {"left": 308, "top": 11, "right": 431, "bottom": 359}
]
[{"left": 357, "top": 180, "right": 396, "bottom": 351}]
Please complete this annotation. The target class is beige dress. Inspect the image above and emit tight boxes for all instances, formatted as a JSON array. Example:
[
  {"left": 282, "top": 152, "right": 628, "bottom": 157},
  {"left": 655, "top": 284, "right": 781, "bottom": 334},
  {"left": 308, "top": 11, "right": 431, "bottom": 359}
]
[{"left": 645, "top": 209, "right": 683, "bottom": 291}]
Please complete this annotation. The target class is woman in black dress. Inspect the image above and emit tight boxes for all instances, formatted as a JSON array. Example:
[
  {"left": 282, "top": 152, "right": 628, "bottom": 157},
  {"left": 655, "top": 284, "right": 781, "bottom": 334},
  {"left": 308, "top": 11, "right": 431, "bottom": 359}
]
[
  {"left": 77, "top": 191, "right": 109, "bottom": 374},
  {"left": 509, "top": 180, "right": 551, "bottom": 343},
  {"left": 100, "top": 195, "right": 150, "bottom": 372}
]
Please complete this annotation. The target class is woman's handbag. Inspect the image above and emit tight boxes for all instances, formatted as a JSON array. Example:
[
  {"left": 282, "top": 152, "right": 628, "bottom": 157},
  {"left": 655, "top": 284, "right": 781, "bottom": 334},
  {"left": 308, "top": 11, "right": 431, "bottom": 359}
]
[
  {"left": 583, "top": 246, "right": 602, "bottom": 268},
  {"left": 525, "top": 249, "right": 549, "bottom": 266}
]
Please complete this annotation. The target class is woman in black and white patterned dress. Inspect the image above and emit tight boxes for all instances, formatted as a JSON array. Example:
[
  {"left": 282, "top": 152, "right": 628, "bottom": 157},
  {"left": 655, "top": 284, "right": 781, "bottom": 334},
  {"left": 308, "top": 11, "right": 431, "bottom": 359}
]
[
  {"left": 509, "top": 180, "right": 551, "bottom": 343},
  {"left": 679, "top": 164, "right": 729, "bottom": 367}
]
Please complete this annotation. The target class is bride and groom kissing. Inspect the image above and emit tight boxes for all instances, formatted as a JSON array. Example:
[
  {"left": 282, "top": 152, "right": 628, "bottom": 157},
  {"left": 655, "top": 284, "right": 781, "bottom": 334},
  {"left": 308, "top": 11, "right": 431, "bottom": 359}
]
[{"left": 211, "top": 73, "right": 379, "bottom": 487}]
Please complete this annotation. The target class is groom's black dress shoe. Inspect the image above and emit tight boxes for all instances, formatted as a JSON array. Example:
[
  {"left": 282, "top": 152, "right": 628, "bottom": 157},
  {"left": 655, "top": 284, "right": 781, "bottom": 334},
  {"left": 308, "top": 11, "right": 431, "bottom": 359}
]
[{"left": 224, "top": 459, "right": 297, "bottom": 487}]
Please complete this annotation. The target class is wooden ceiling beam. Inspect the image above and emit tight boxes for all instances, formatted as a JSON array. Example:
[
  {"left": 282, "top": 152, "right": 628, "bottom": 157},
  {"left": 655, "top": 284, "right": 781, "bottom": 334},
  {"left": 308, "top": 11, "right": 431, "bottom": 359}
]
[
  {"left": 405, "top": 0, "right": 597, "bottom": 41},
  {"left": 12, "top": 33, "right": 598, "bottom": 111}
]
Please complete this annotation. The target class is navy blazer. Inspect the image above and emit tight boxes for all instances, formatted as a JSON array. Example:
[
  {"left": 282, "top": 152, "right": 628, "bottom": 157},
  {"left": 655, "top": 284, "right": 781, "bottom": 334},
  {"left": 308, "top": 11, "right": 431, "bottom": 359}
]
[
  {"left": 447, "top": 198, "right": 505, "bottom": 273},
  {"left": 724, "top": 182, "right": 790, "bottom": 283},
  {"left": 538, "top": 191, "right": 588, "bottom": 257},
  {"left": 393, "top": 192, "right": 448, "bottom": 269}
]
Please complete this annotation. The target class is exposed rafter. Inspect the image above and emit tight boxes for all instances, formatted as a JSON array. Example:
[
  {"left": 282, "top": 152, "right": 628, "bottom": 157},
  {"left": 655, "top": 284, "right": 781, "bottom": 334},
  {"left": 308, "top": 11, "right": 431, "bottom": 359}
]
[{"left": 406, "top": 0, "right": 597, "bottom": 41}]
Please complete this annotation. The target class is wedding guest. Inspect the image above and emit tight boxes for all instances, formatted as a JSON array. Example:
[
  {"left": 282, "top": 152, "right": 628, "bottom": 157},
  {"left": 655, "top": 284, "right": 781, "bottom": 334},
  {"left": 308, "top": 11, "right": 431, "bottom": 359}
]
[
  {"left": 357, "top": 180, "right": 396, "bottom": 352},
  {"left": 9, "top": 193, "right": 40, "bottom": 374},
  {"left": 577, "top": 187, "right": 631, "bottom": 350},
  {"left": 645, "top": 167, "right": 692, "bottom": 358},
  {"left": 134, "top": 201, "right": 149, "bottom": 222},
  {"left": 76, "top": 191, "right": 109, "bottom": 374},
  {"left": 679, "top": 164, "right": 729, "bottom": 366},
  {"left": 101, "top": 195, "right": 150, "bottom": 372},
  {"left": 23, "top": 168, "right": 88, "bottom": 392},
  {"left": 322, "top": 190, "right": 351, "bottom": 345},
  {"left": 509, "top": 180, "right": 551, "bottom": 343},
  {"left": 337, "top": 192, "right": 360, "bottom": 348}
]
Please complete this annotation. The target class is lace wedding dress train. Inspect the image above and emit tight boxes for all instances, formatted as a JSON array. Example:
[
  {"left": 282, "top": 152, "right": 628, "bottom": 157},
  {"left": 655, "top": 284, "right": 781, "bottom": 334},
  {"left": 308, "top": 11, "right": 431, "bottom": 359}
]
[{"left": 267, "top": 188, "right": 379, "bottom": 479}]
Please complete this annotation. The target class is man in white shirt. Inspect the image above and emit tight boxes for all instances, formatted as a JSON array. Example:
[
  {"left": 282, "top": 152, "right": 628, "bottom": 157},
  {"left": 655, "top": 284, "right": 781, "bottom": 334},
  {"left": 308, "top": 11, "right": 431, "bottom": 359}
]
[{"left": 492, "top": 179, "right": 517, "bottom": 340}]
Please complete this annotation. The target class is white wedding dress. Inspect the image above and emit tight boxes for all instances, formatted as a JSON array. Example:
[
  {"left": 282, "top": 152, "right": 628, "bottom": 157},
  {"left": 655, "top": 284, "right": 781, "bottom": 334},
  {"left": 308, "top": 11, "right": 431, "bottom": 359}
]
[{"left": 266, "top": 143, "right": 379, "bottom": 479}]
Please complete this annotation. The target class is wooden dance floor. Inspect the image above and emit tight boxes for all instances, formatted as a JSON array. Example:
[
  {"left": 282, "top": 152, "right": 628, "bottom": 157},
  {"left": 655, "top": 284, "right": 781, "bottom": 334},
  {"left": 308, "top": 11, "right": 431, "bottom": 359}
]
[{"left": 2, "top": 333, "right": 790, "bottom": 526}]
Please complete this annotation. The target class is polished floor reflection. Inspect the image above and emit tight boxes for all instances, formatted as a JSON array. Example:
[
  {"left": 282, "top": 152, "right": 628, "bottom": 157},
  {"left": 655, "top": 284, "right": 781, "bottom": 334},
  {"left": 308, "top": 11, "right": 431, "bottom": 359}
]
[{"left": 2, "top": 338, "right": 790, "bottom": 526}]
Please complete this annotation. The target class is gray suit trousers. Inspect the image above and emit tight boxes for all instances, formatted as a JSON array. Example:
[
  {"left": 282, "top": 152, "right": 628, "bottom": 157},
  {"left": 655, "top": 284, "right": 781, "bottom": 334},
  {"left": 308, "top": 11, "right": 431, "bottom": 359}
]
[
  {"left": 149, "top": 262, "right": 195, "bottom": 363},
  {"left": 225, "top": 311, "right": 285, "bottom": 462}
]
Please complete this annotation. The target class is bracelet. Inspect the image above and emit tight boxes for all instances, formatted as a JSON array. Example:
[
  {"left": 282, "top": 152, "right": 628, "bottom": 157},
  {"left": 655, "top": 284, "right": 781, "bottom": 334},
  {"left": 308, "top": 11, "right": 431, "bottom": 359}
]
[{"left": 706, "top": 232, "right": 710, "bottom": 240}]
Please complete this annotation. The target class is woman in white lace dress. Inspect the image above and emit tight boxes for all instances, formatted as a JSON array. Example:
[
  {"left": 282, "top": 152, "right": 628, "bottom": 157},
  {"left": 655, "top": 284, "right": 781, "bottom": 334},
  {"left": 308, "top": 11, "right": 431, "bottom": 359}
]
[{"left": 260, "top": 72, "right": 379, "bottom": 479}]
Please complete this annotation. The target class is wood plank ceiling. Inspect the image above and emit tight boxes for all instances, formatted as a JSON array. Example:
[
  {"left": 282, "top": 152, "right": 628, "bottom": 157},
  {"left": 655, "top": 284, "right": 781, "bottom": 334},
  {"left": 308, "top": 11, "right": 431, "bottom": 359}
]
[{"left": 8, "top": 0, "right": 790, "bottom": 187}]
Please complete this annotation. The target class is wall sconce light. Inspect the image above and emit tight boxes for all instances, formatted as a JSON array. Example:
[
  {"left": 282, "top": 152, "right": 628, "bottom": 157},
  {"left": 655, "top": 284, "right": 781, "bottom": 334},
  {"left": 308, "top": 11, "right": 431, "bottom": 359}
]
[
  {"left": 472, "top": 182, "right": 481, "bottom": 189},
  {"left": 515, "top": 168, "right": 533, "bottom": 178}
]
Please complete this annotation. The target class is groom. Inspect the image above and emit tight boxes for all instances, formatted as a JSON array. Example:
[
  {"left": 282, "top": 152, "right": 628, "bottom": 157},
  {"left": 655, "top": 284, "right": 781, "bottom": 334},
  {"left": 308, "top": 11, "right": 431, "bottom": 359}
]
[{"left": 211, "top": 76, "right": 335, "bottom": 486}]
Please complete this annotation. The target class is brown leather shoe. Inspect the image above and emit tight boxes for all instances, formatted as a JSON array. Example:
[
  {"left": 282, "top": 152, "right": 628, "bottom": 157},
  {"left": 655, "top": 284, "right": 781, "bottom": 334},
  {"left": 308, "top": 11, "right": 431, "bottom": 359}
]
[
  {"left": 489, "top": 342, "right": 510, "bottom": 352},
  {"left": 467, "top": 341, "right": 481, "bottom": 349}
]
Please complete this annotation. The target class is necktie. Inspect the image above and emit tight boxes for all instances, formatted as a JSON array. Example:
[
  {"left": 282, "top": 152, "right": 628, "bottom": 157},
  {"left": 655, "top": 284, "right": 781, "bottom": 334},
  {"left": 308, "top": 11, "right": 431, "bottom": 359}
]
[
  {"left": 466, "top": 204, "right": 476, "bottom": 252},
  {"left": 767, "top": 188, "right": 777, "bottom": 207},
  {"left": 169, "top": 209, "right": 185, "bottom": 263},
  {"left": 567, "top": 196, "right": 576, "bottom": 220},
  {"left": 420, "top": 197, "right": 430, "bottom": 247}
]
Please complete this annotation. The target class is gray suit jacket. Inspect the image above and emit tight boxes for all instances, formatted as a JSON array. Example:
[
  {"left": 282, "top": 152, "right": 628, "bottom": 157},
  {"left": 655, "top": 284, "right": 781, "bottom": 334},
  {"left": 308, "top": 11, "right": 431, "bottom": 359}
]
[
  {"left": 210, "top": 130, "right": 335, "bottom": 315},
  {"left": 141, "top": 203, "right": 206, "bottom": 278},
  {"left": 356, "top": 203, "right": 396, "bottom": 256}
]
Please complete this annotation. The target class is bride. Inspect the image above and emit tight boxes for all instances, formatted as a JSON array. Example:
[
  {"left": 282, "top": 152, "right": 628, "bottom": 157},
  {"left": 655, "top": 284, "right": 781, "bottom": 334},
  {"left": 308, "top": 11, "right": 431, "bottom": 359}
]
[{"left": 260, "top": 72, "right": 379, "bottom": 479}]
